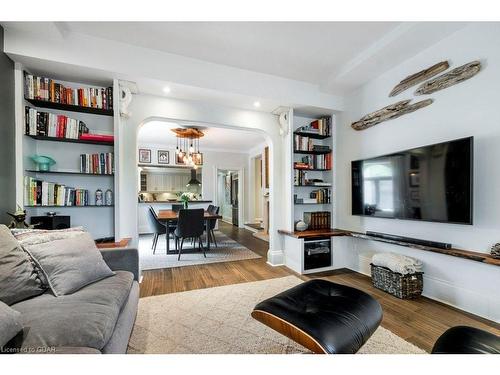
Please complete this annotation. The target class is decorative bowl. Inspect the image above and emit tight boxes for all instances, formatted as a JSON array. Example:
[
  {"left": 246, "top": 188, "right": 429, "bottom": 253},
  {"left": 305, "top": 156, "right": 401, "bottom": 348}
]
[
  {"left": 31, "top": 155, "right": 56, "bottom": 171},
  {"left": 295, "top": 220, "right": 308, "bottom": 232}
]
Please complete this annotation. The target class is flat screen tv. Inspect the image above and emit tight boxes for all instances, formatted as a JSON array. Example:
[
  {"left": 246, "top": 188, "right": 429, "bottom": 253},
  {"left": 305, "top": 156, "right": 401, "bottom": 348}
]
[{"left": 351, "top": 137, "right": 473, "bottom": 224}]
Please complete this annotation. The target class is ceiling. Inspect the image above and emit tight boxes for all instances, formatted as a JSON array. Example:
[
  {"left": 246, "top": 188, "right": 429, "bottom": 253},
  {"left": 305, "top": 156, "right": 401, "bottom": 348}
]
[{"left": 137, "top": 121, "right": 266, "bottom": 153}]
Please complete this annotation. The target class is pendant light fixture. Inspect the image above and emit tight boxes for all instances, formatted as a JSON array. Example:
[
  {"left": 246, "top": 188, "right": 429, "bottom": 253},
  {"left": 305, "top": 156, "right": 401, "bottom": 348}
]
[{"left": 171, "top": 127, "right": 204, "bottom": 167}]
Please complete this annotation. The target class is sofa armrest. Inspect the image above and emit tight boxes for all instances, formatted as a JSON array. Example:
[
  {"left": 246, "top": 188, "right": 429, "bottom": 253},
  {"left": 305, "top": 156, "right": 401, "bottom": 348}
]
[{"left": 99, "top": 248, "right": 139, "bottom": 281}]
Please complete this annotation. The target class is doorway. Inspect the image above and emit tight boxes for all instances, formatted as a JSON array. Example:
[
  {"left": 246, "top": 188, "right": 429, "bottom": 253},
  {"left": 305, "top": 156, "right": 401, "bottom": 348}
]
[{"left": 216, "top": 169, "right": 241, "bottom": 226}]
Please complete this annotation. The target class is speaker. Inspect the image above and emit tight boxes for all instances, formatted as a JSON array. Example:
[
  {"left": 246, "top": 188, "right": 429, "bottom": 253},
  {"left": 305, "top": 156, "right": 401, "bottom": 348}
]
[{"left": 30, "top": 216, "right": 71, "bottom": 230}]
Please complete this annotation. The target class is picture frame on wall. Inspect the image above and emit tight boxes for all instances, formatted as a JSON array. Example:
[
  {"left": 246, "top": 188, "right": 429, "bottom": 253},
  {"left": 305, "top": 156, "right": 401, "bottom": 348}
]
[
  {"left": 193, "top": 153, "right": 203, "bottom": 165},
  {"left": 158, "top": 150, "right": 170, "bottom": 164},
  {"left": 139, "top": 149, "right": 151, "bottom": 164},
  {"left": 175, "top": 153, "right": 185, "bottom": 165}
]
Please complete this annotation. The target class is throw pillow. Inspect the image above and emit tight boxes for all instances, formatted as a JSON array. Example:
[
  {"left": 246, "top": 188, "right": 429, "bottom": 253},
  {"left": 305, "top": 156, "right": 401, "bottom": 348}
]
[
  {"left": 23, "top": 232, "right": 115, "bottom": 296},
  {"left": 12, "top": 226, "right": 86, "bottom": 246},
  {"left": 0, "top": 225, "right": 47, "bottom": 305},
  {"left": 0, "top": 300, "right": 23, "bottom": 349}
]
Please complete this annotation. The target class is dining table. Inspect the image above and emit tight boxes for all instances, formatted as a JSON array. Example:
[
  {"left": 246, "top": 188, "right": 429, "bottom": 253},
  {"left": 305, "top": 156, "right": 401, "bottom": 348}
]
[{"left": 157, "top": 209, "right": 223, "bottom": 254}]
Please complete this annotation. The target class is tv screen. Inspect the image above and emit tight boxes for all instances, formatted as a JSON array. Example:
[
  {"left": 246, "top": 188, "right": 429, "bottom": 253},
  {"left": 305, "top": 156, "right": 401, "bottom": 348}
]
[{"left": 351, "top": 137, "right": 473, "bottom": 224}]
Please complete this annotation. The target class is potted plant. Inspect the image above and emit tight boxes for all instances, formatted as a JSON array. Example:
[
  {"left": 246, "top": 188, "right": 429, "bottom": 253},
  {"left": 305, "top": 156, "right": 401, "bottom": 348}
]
[{"left": 179, "top": 192, "right": 196, "bottom": 209}]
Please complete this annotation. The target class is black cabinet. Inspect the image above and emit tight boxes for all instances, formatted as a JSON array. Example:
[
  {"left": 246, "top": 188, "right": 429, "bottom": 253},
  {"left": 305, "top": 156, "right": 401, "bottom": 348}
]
[
  {"left": 30, "top": 216, "right": 71, "bottom": 230},
  {"left": 304, "top": 237, "right": 331, "bottom": 270}
]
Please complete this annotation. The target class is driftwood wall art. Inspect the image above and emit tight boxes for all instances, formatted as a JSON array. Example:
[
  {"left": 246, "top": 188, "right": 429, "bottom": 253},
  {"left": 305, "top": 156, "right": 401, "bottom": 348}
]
[
  {"left": 389, "top": 61, "right": 449, "bottom": 97},
  {"left": 415, "top": 60, "right": 481, "bottom": 95},
  {"left": 351, "top": 99, "right": 433, "bottom": 131}
]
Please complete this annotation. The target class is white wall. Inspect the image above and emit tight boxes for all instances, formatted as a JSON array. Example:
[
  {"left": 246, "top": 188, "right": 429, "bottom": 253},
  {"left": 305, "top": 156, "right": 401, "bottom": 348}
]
[{"left": 336, "top": 23, "right": 500, "bottom": 322}]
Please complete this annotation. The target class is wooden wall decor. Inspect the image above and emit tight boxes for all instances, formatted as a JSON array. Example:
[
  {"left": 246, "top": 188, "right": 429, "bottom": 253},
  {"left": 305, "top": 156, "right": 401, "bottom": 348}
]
[
  {"left": 389, "top": 61, "right": 449, "bottom": 97},
  {"left": 351, "top": 99, "right": 433, "bottom": 131},
  {"left": 415, "top": 61, "right": 481, "bottom": 95},
  {"left": 170, "top": 128, "right": 205, "bottom": 138}
]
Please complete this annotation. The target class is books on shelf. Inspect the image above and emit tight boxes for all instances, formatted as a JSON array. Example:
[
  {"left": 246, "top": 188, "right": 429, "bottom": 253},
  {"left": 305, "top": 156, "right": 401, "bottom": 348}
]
[
  {"left": 25, "top": 106, "right": 89, "bottom": 138},
  {"left": 79, "top": 134, "right": 114, "bottom": 143},
  {"left": 296, "top": 117, "right": 332, "bottom": 137},
  {"left": 80, "top": 153, "right": 114, "bottom": 175},
  {"left": 294, "top": 188, "right": 331, "bottom": 204},
  {"left": 24, "top": 176, "right": 90, "bottom": 206},
  {"left": 303, "top": 211, "right": 331, "bottom": 230},
  {"left": 24, "top": 72, "right": 113, "bottom": 110},
  {"left": 294, "top": 154, "right": 332, "bottom": 170},
  {"left": 294, "top": 134, "right": 332, "bottom": 152}
]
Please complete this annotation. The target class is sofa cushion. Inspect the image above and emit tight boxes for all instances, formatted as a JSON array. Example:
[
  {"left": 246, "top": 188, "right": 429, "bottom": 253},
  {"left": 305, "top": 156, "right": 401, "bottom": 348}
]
[
  {"left": 0, "top": 225, "right": 47, "bottom": 305},
  {"left": 23, "top": 232, "right": 115, "bottom": 296},
  {"left": 0, "top": 300, "right": 23, "bottom": 348},
  {"left": 12, "top": 271, "right": 133, "bottom": 351}
]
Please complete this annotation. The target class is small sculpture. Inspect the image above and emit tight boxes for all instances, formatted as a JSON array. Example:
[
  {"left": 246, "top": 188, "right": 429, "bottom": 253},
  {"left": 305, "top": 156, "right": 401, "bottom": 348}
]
[
  {"left": 491, "top": 243, "right": 500, "bottom": 259},
  {"left": 295, "top": 220, "right": 308, "bottom": 232},
  {"left": 6, "top": 205, "right": 33, "bottom": 229},
  {"left": 105, "top": 189, "right": 113, "bottom": 206},
  {"left": 95, "top": 189, "right": 103, "bottom": 206}
]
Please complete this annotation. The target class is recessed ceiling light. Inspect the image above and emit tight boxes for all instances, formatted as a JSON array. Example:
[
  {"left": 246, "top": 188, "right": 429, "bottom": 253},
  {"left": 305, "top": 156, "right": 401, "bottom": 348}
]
[
  {"left": 163, "top": 86, "right": 171, "bottom": 94},
  {"left": 253, "top": 101, "right": 261, "bottom": 108}
]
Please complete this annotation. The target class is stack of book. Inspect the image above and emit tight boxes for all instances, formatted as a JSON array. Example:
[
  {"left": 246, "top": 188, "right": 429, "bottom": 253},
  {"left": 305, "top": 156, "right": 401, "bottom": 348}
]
[
  {"left": 80, "top": 153, "right": 114, "bottom": 175},
  {"left": 294, "top": 154, "right": 332, "bottom": 170},
  {"left": 24, "top": 177, "right": 90, "bottom": 206},
  {"left": 24, "top": 72, "right": 113, "bottom": 110},
  {"left": 310, "top": 188, "right": 331, "bottom": 204},
  {"left": 296, "top": 117, "right": 331, "bottom": 137},
  {"left": 294, "top": 134, "right": 314, "bottom": 151},
  {"left": 25, "top": 106, "right": 89, "bottom": 138},
  {"left": 303, "top": 211, "right": 331, "bottom": 230}
]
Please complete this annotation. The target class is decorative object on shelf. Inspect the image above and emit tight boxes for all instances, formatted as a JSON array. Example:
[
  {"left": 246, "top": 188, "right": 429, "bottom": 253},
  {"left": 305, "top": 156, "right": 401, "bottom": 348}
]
[
  {"left": 157, "top": 150, "right": 170, "bottom": 164},
  {"left": 295, "top": 220, "right": 308, "bottom": 232},
  {"left": 105, "top": 189, "right": 113, "bottom": 206},
  {"left": 30, "top": 155, "right": 56, "bottom": 171},
  {"left": 119, "top": 85, "right": 132, "bottom": 118},
  {"left": 138, "top": 149, "right": 151, "bottom": 164},
  {"left": 351, "top": 99, "right": 433, "bottom": 131},
  {"left": 389, "top": 61, "right": 450, "bottom": 97},
  {"left": 415, "top": 60, "right": 481, "bottom": 95},
  {"left": 46, "top": 211, "right": 57, "bottom": 217},
  {"left": 491, "top": 243, "right": 500, "bottom": 259},
  {"left": 6, "top": 205, "right": 32, "bottom": 229},
  {"left": 172, "top": 127, "right": 204, "bottom": 167},
  {"left": 179, "top": 192, "right": 196, "bottom": 209},
  {"left": 95, "top": 189, "right": 103, "bottom": 206}
]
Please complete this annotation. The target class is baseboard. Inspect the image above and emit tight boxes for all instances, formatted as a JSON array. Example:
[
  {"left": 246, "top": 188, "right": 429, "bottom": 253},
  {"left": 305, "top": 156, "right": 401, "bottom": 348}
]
[{"left": 267, "top": 248, "right": 284, "bottom": 266}]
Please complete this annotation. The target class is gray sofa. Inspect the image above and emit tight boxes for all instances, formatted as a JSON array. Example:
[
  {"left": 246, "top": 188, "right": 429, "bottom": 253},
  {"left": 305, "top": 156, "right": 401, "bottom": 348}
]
[{"left": 7, "top": 247, "right": 139, "bottom": 354}]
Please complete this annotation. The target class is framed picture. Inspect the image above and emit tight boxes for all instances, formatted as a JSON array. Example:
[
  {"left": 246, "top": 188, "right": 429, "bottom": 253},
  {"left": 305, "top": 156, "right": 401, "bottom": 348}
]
[
  {"left": 176, "top": 153, "right": 185, "bottom": 165},
  {"left": 193, "top": 153, "right": 203, "bottom": 165},
  {"left": 409, "top": 172, "right": 420, "bottom": 187},
  {"left": 138, "top": 149, "right": 151, "bottom": 164},
  {"left": 157, "top": 150, "right": 170, "bottom": 164}
]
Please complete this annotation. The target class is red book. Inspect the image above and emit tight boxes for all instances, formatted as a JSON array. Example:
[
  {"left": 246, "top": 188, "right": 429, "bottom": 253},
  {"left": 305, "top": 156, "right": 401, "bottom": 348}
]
[{"left": 79, "top": 133, "right": 114, "bottom": 142}]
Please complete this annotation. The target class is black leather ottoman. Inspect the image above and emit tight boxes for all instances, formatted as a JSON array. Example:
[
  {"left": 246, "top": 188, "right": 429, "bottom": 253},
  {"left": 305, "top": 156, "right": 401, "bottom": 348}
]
[
  {"left": 432, "top": 326, "right": 500, "bottom": 354},
  {"left": 252, "top": 279, "right": 383, "bottom": 354}
]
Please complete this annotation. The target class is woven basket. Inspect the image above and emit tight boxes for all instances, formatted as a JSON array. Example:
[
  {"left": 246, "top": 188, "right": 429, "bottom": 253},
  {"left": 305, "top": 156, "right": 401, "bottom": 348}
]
[{"left": 370, "top": 264, "right": 423, "bottom": 299}]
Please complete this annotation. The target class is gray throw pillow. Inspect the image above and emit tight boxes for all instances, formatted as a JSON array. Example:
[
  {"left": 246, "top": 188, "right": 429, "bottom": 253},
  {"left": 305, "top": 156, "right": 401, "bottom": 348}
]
[
  {"left": 23, "top": 232, "right": 115, "bottom": 296},
  {"left": 0, "top": 225, "right": 47, "bottom": 305},
  {"left": 0, "top": 301, "right": 23, "bottom": 348}
]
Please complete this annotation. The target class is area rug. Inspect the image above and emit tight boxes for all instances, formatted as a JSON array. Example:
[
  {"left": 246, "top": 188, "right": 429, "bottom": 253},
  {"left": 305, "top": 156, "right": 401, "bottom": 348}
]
[
  {"left": 138, "top": 231, "right": 261, "bottom": 270},
  {"left": 128, "top": 276, "right": 426, "bottom": 354}
]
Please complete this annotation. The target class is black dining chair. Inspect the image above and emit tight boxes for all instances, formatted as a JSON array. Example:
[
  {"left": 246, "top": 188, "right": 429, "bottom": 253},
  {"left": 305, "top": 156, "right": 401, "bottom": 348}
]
[
  {"left": 172, "top": 204, "right": 183, "bottom": 213},
  {"left": 146, "top": 206, "right": 167, "bottom": 254},
  {"left": 174, "top": 209, "right": 206, "bottom": 260},
  {"left": 205, "top": 205, "right": 220, "bottom": 248}
]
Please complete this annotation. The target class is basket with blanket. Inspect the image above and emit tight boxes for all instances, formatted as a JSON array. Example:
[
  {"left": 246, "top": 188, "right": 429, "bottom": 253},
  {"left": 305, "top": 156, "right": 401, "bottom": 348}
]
[{"left": 370, "top": 253, "right": 423, "bottom": 299}]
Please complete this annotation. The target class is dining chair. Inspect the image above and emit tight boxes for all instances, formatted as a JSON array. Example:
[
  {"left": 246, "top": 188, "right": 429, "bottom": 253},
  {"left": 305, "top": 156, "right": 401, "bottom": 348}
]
[
  {"left": 205, "top": 205, "right": 220, "bottom": 248},
  {"left": 172, "top": 204, "right": 183, "bottom": 213},
  {"left": 146, "top": 206, "right": 167, "bottom": 254},
  {"left": 174, "top": 209, "right": 206, "bottom": 260}
]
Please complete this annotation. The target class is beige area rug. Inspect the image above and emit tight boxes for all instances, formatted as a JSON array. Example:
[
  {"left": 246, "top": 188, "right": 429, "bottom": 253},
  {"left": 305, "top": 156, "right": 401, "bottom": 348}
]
[
  {"left": 128, "top": 276, "right": 426, "bottom": 354},
  {"left": 138, "top": 231, "right": 261, "bottom": 271}
]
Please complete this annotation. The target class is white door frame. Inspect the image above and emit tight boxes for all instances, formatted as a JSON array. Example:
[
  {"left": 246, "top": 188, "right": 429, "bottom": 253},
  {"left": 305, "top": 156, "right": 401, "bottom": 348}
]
[{"left": 213, "top": 165, "right": 245, "bottom": 228}]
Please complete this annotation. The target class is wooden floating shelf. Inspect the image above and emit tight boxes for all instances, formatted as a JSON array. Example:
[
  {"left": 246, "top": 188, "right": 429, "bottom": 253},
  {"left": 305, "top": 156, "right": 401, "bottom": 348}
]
[
  {"left": 278, "top": 228, "right": 500, "bottom": 267},
  {"left": 24, "top": 205, "right": 114, "bottom": 208},
  {"left": 25, "top": 170, "right": 114, "bottom": 176},
  {"left": 293, "top": 149, "right": 331, "bottom": 155},
  {"left": 25, "top": 98, "right": 114, "bottom": 116},
  {"left": 26, "top": 134, "right": 114, "bottom": 146},
  {"left": 293, "top": 131, "right": 331, "bottom": 140}
]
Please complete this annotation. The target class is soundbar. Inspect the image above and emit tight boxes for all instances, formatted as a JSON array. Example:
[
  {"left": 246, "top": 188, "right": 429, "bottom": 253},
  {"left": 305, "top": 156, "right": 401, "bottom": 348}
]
[{"left": 365, "top": 231, "right": 452, "bottom": 249}]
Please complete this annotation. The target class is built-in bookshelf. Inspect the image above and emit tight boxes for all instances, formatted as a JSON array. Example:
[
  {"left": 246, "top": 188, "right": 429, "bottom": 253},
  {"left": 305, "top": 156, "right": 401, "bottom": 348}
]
[
  {"left": 19, "top": 70, "right": 116, "bottom": 239},
  {"left": 291, "top": 111, "right": 334, "bottom": 231}
]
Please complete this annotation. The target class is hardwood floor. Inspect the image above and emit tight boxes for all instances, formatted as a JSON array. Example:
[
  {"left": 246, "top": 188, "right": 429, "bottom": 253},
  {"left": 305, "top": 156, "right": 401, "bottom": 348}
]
[{"left": 140, "top": 221, "right": 500, "bottom": 353}]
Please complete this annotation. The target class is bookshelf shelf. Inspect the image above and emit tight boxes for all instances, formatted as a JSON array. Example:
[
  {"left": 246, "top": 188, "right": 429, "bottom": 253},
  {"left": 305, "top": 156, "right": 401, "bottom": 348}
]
[
  {"left": 26, "top": 134, "right": 114, "bottom": 146},
  {"left": 294, "top": 168, "right": 331, "bottom": 172},
  {"left": 24, "top": 205, "right": 114, "bottom": 208},
  {"left": 294, "top": 202, "right": 331, "bottom": 205},
  {"left": 25, "top": 98, "right": 114, "bottom": 117},
  {"left": 25, "top": 170, "right": 114, "bottom": 177},
  {"left": 293, "top": 149, "right": 331, "bottom": 155},
  {"left": 294, "top": 184, "right": 332, "bottom": 187},
  {"left": 293, "top": 131, "right": 331, "bottom": 140}
]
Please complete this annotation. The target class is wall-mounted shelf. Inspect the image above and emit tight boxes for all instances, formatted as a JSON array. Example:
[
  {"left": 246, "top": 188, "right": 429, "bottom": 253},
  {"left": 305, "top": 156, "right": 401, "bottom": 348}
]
[
  {"left": 25, "top": 98, "right": 114, "bottom": 117},
  {"left": 24, "top": 205, "right": 114, "bottom": 208},
  {"left": 293, "top": 149, "right": 331, "bottom": 155},
  {"left": 25, "top": 134, "right": 114, "bottom": 146},
  {"left": 294, "top": 168, "right": 331, "bottom": 172},
  {"left": 293, "top": 131, "right": 331, "bottom": 140},
  {"left": 294, "top": 202, "right": 331, "bottom": 205},
  {"left": 294, "top": 184, "right": 332, "bottom": 188},
  {"left": 25, "top": 170, "right": 114, "bottom": 176}
]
